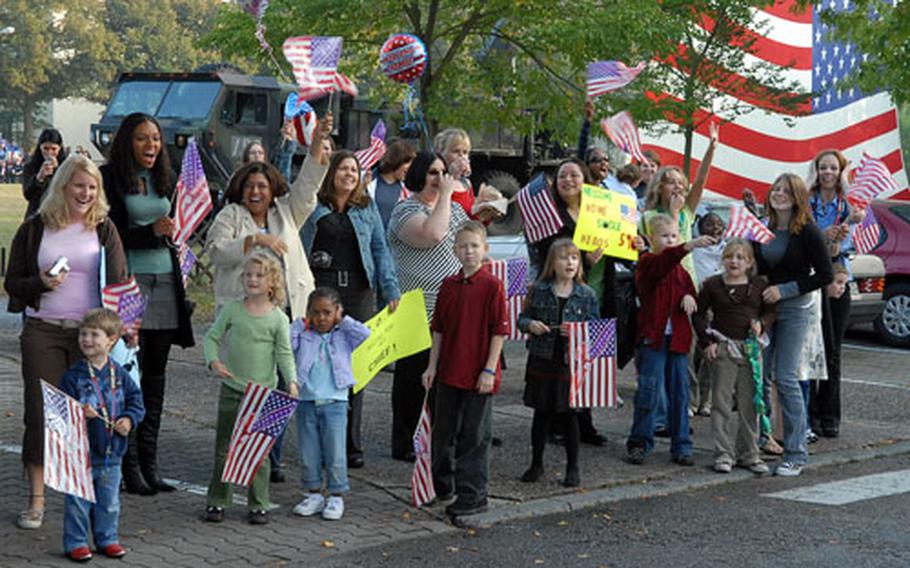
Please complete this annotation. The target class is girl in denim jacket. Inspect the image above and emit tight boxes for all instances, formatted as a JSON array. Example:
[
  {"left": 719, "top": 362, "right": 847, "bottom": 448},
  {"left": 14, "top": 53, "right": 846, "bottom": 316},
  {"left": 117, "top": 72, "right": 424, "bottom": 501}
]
[{"left": 517, "top": 238, "right": 599, "bottom": 487}]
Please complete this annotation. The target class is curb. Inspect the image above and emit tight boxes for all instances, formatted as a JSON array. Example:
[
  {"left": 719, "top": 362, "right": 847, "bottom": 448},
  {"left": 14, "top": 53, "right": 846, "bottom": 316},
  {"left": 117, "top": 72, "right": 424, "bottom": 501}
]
[{"left": 459, "top": 439, "right": 910, "bottom": 528}]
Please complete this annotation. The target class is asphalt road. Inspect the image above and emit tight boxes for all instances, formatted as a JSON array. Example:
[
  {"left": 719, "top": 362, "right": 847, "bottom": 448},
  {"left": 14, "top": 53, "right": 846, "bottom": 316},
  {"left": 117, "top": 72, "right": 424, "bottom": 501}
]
[{"left": 320, "top": 453, "right": 910, "bottom": 568}]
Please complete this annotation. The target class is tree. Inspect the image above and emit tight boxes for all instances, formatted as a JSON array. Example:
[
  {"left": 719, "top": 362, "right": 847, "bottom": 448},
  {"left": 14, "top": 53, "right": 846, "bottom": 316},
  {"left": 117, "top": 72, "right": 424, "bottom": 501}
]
[{"left": 0, "top": 0, "right": 122, "bottom": 144}]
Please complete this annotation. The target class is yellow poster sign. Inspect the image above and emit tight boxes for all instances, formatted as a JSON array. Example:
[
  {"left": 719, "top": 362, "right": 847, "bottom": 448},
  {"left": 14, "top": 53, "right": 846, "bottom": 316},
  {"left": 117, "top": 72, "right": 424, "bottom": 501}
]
[
  {"left": 352, "top": 289, "right": 432, "bottom": 393},
  {"left": 573, "top": 184, "right": 639, "bottom": 261}
]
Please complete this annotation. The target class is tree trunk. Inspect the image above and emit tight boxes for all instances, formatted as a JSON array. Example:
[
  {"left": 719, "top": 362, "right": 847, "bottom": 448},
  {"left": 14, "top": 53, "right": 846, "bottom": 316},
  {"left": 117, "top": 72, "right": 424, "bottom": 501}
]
[
  {"left": 22, "top": 98, "right": 35, "bottom": 149},
  {"left": 682, "top": 124, "right": 693, "bottom": 181}
]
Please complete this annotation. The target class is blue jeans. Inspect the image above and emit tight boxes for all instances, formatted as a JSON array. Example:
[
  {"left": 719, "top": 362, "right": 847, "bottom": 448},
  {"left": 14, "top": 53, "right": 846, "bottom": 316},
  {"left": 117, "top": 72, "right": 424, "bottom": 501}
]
[
  {"left": 297, "top": 400, "right": 349, "bottom": 493},
  {"left": 627, "top": 337, "right": 692, "bottom": 458},
  {"left": 767, "top": 296, "right": 811, "bottom": 465},
  {"left": 63, "top": 464, "right": 121, "bottom": 552},
  {"left": 654, "top": 369, "right": 669, "bottom": 430}
]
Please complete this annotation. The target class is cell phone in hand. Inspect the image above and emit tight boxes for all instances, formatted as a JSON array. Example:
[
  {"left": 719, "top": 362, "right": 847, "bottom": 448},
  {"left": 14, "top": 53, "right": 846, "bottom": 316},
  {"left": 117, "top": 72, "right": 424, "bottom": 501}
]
[{"left": 48, "top": 256, "right": 70, "bottom": 277}]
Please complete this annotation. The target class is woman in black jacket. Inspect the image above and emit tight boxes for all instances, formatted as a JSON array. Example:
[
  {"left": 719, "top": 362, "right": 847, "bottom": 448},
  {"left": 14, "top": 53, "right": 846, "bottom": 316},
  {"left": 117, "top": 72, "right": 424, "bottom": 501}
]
[
  {"left": 101, "top": 112, "right": 194, "bottom": 495},
  {"left": 21, "top": 129, "right": 67, "bottom": 219}
]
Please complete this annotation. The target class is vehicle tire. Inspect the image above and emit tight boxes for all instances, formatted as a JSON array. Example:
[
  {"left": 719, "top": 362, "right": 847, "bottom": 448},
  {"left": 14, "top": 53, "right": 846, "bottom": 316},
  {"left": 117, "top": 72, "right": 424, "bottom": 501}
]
[
  {"left": 874, "top": 282, "right": 910, "bottom": 347},
  {"left": 481, "top": 171, "right": 523, "bottom": 237}
]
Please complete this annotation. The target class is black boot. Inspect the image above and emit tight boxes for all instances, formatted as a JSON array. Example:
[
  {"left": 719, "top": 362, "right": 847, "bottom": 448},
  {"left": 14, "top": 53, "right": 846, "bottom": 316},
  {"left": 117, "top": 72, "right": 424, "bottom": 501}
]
[
  {"left": 122, "top": 433, "right": 156, "bottom": 495},
  {"left": 138, "top": 374, "right": 175, "bottom": 492}
]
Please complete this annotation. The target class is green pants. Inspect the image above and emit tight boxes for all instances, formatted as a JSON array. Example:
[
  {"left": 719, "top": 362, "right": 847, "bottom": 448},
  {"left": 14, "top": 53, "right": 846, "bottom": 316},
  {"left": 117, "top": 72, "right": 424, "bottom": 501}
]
[{"left": 207, "top": 384, "right": 271, "bottom": 511}]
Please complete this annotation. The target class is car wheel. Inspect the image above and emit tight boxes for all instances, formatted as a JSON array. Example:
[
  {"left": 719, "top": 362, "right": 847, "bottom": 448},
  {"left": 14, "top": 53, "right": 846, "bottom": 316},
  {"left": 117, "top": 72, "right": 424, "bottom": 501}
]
[
  {"left": 874, "top": 283, "right": 910, "bottom": 347},
  {"left": 481, "top": 171, "right": 524, "bottom": 236}
]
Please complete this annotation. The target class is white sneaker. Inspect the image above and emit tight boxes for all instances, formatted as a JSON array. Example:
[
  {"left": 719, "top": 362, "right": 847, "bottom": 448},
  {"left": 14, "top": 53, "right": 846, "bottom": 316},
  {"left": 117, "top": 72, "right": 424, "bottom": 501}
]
[
  {"left": 293, "top": 494, "right": 325, "bottom": 517},
  {"left": 713, "top": 461, "right": 732, "bottom": 474},
  {"left": 322, "top": 496, "right": 344, "bottom": 520},
  {"left": 775, "top": 462, "right": 803, "bottom": 477}
]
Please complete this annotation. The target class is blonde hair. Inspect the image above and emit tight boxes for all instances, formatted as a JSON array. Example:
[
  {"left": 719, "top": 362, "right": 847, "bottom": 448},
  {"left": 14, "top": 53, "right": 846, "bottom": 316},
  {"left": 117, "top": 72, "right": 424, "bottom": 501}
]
[
  {"left": 39, "top": 155, "right": 109, "bottom": 230},
  {"left": 644, "top": 166, "right": 689, "bottom": 211},
  {"left": 433, "top": 128, "right": 470, "bottom": 156},
  {"left": 722, "top": 238, "right": 756, "bottom": 275},
  {"left": 647, "top": 213, "right": 677, "bottom": 236},
  {"left": 538, "top": 238, "right": 585, "bottom": 284},
  {"left": 242, "top": 251, "right": 286, "bottom": 306},
  {"left": 80, "top": 308, "right": 123, "bottom": 340},
  {"left": 832, "top": 262, "right": 849, "bottom": 278},
  {"left": 455, "top": 220, "right": 487, "bottom": 243}
]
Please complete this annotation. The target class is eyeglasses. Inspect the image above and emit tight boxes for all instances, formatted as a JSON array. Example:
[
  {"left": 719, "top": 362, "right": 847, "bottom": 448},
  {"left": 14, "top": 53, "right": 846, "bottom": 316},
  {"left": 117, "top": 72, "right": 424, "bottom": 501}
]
[
  {"left": 588, "top": 156, "right": 608, "bottom": 164},
  {"left": 427, "top": 169, "right": 445, "bottom": 176}
]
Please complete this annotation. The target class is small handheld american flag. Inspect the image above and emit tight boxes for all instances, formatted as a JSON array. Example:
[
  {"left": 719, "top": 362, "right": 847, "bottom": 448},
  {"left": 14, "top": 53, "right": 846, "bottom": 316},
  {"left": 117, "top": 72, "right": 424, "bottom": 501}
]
[
  {"left": 847, "top": 152, "right": 899, "bottom": 210},
  {"left": 42, "top": 380, "right": 95, "bottom": 503},
  {"left": 102, "top": 277, "right": 146, "bottom": 338},
  {"left": 600, "top": 111, "right": 648, "bottom": 164},
  {"left": 567, "top": 319, "right": 618, "bottom": 409},
  {"left": 283, "top": 36, "right": 358, "bottom": 101},
  {"left": 222, "top": 383, "right": 299, "bottom": 487},
  {"left": 586, "top": 61, "right": 646, "bottom": 99},
  {"left": 285, "top": 93, "right": 317, "bottom": 146},
  {"left": 354, "top": 120, "right": 388, "bottom": 172},
  {"left": 853, "top": 205, "right": 881, "bottom": 254},
  {"left": 485, "top": 257, "right": 529, "bottom": 341},
  {"left": 411, "top": 399, "right": 435, "bottom": 507},
  {"left": 172, "top": 139, "right": 212, "bottom": 247},
  {"left": 516, "top": 173, "right": 563, "bottom": 243},
  {"left": 724, "top": 205, "right": 775, "bottom": 244}
]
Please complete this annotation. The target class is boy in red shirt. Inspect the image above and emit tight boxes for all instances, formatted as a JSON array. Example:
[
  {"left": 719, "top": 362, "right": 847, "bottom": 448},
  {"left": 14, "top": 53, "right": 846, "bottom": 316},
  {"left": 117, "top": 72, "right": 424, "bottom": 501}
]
[
  {"left": 626, "top": 214, "right": 716, "bottom": 466},
  {"left": 422, "top": 220, "right": 508, "bottom": 517}
]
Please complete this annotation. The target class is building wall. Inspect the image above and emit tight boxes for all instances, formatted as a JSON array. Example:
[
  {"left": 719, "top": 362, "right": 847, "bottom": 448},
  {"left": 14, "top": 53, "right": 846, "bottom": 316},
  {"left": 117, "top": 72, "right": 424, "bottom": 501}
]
[{"left": 47, "top": 98, "right": 105, "bottom": 160}]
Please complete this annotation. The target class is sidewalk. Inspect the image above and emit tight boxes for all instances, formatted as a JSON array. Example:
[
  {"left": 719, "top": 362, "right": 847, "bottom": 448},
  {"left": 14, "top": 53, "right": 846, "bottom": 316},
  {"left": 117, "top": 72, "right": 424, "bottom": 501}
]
[{"left": 1, "top": 326, "right": 909, "bottom": 566}]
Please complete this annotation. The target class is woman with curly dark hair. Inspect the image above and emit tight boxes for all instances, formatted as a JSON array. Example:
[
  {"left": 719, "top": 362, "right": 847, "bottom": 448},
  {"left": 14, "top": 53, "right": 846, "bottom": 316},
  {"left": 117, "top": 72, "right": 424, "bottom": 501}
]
[{"left": 100, "top": 112, "right": 193, "bottom": 496}]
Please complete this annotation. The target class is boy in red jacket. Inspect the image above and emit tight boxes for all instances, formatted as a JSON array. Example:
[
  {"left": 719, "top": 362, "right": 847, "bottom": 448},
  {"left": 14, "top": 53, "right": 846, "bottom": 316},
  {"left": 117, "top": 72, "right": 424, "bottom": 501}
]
[{"left": 626, "top": 214, "right": 715, "bottom": 466}]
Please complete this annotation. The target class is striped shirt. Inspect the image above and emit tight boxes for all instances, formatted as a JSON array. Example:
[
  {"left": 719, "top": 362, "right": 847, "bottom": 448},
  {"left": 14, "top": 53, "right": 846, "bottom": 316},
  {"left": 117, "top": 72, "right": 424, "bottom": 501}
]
[{"left": 387, "top": 197, "right": 469, "bottom": 318}]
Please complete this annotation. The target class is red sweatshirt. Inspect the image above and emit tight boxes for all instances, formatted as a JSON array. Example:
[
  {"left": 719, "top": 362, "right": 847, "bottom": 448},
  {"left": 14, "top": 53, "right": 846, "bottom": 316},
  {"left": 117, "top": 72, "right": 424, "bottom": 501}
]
[{"left": 635, "top": 244, "right": 696, "bottom": 354}]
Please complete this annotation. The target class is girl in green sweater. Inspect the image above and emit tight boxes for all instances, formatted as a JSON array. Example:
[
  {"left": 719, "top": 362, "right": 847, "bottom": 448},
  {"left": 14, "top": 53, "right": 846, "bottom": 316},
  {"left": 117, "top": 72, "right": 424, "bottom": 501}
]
[{"left": 203, "top": 251, "right": 298, "bottom": 525}]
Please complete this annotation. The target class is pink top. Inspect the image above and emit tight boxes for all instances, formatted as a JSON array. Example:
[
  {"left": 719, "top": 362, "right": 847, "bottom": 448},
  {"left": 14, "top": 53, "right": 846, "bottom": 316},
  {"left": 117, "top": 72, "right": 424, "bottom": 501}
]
[{"left": 27, "top": 223, "right": 101, "bottom": 321}]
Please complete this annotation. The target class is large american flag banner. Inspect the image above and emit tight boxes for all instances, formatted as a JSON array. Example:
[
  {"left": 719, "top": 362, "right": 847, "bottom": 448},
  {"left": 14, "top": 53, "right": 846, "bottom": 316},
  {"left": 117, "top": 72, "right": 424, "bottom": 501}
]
[
  {"left": 222, "top": 383, "right": 299, "bottom": 487},
  {"left": 282, "top": 36, "right": 358, "bottom": 101},
  {"left": 102, "top": 277, "right": 146, "bottom": 338},
  {"left": 354, "top": 120, "right": 387, "bottom": 172},
  {"left": 567, "top": 319, "right": 618, "bottom": 409},
  {"left": 853, "top": 205, "right": 881, "bottom": 254},
  {"left": 42, "top": 380, "right": 95, "bottom": 503},
  {"left": 411, "top": 400, "right": 435, "bottom": 507},
  {"left": 847, "top": 152, "right": 900, "bottom": 210},
  {"left": 600, "top": 111, "right": 648, "bottom": 164},
  {"left": 586, "top": 61, "right": 646, "bottom": 99},
  {"left": 640, "top": 1, "right": 908, "bottom": 202},
  {"left": 172, "top": 139, "right": 213, "bottom": 247},
  {"left": 517, "top": 173, "right": 563, "bottom": 243},
  {"left": 724, "top": 204, "right": 775, "bottom": 244},
  {"left": 485, "top": 257, "right": 529, "bottom": 341}
]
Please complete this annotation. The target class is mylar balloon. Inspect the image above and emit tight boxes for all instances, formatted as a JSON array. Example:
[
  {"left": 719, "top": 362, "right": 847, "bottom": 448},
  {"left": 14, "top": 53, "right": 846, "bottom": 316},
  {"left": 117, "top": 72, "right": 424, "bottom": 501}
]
[{"left": 379, "top": 34, "right": 427, "bottom": 84}]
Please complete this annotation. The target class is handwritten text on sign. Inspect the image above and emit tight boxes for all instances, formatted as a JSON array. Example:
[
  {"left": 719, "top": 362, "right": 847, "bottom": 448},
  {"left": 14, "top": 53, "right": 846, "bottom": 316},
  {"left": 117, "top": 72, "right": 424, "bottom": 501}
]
[{"left": 573, "top": 184, "right": 639, "bottom": 261}]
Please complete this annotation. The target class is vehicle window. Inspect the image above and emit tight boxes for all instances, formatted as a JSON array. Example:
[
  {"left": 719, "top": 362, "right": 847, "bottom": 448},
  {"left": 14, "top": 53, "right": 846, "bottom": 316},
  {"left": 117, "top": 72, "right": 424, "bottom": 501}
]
[
  {"left": 157, "top": 82, "right": 221, "bottom": 120},
  {"left": 106, "top": 81, "right": 169, "bottom": 117},
  {"left": 890, "top": 204, "right": 910, "bottom": 225},
  {"left": 235, "top": 93, "right": 268, "bottom": 125}
]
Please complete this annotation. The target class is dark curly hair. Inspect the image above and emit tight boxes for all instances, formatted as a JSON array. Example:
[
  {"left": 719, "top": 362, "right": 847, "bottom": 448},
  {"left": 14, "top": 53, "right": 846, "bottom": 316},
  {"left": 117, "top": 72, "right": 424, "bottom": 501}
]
[
  {"left": 107, "top": 113, "right": 174, "bottom": 197},
  {"left": 223, "top": 161, "right": 288, "bottom": 206}
]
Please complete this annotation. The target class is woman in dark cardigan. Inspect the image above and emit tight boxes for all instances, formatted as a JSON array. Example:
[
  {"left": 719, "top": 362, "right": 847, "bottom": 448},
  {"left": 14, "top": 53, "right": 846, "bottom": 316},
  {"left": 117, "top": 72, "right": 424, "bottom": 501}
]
[
  {"left": 21, "top": 128, "right": 67, "bottom": 219},
  {"left": 101, "top": 112, "right": 194, "bottom": 495},
  {"left": 755, "top": 173, "right": 832, "bottom": 477}
]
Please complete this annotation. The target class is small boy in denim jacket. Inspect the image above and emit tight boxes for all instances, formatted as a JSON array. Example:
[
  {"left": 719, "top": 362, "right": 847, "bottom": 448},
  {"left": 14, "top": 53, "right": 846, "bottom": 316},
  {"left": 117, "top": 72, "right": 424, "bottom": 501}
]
[
  {"left": 59, "top": 308, "right": 145, "bottom": 562},
  {"left": 290, "top": 287, "right": 370, "bottom": 521}
]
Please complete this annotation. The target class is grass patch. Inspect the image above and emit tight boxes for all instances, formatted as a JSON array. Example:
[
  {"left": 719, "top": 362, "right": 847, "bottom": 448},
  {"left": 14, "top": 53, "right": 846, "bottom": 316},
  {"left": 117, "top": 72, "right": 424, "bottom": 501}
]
[{"left": 0, "top": 183, "right": 26, "bottom": 253}]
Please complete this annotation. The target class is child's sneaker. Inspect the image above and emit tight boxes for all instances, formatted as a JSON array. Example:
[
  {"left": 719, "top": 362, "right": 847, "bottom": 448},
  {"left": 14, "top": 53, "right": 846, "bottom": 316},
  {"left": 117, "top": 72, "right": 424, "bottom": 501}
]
[
  {"left": 293, "top": 494, "right": 325, "bottom": 517},
  {"left": 625, "top": 446, "right": 646, "bottom": 465},
  {"left": 322, "top": 496, "right": 345, "bottom": 520},
  {"left": 775, "top": 462, "right": 803, "bottom": 477}
]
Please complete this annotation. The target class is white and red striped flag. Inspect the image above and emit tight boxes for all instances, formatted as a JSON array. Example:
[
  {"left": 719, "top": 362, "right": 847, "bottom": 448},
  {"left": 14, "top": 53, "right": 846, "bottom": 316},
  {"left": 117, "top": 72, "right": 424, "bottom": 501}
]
[
  {"left": 102, "top": 277, "right": 146, "bottom": 338},
  {"left": 282, "top": 36, "right": 358, "bottom": 101},
  {"left": 354, "top": 120, "right": 387, "bottom": 172},
  {"left": 42, "top": 380, "right": 95, "bottom": 503},
  {"left": 724, "top": 204, "right": 775, "bottom": 244},
  {"left": 517, "top": 173, "right": 563, "bottom": 243},
  {"left": 485, "top": 257, "right": 529, "bottom": 341},
  {"left": 222, "top": 383, "right": 299, "bottom": 487},
  {"left": 847, "top": 153, "right": 900, "bottom": 210},
  {"left": 586, "top": 61, "right": 646, "bottom": 99},
  {"left": 411, "top": 399, "right": 435, "bottom": 507},
  {"left": 567, "top": 318, "right": 618, "bottom": 409},
  {"left": 640, "top": 1, "right": 907, "bottom": 202},
  {"left": 172, "top": 139, "right": 212, "bottom": 247},
  {"left": 600, "top": 111, "right": 648, "bottom": 164},
  {"left": 285, "top": 93, "right": 317, "bottom": 146},
  {"left": 853, "top": 205, "right": 881, "bottom": 254}
]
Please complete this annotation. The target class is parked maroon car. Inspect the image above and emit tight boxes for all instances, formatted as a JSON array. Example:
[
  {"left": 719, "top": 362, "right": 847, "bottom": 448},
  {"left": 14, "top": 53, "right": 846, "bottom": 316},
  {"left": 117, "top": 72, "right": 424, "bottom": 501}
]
[{"left": 867, "top": 200, "right": 910, "bottom": 347}]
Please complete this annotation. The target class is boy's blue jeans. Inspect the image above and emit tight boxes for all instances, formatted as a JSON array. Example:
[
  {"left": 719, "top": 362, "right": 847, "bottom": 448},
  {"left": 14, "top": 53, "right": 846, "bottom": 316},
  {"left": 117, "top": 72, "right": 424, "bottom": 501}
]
[
  {"left": 627, "top": 336, "right": 693, "bottom": 458},
  {"left": 63, "top": 464, "right": 121, "bottom": 552},
  {"left": 296, "top": 400, "right": 349, "bottom": 494}
]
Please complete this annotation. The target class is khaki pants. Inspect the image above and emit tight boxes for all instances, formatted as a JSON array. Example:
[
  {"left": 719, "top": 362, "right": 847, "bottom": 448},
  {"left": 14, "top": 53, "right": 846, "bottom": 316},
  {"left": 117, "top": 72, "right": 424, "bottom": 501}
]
[{"left": 708, "top": 342, "right": 760, "bottom": 466}]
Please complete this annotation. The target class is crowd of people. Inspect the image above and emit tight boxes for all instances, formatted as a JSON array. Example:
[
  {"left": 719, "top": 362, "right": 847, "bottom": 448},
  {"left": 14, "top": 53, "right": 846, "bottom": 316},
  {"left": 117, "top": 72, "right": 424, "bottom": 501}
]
[{"left": 5, "top": 105, "right": 862, "bottom": 561}]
